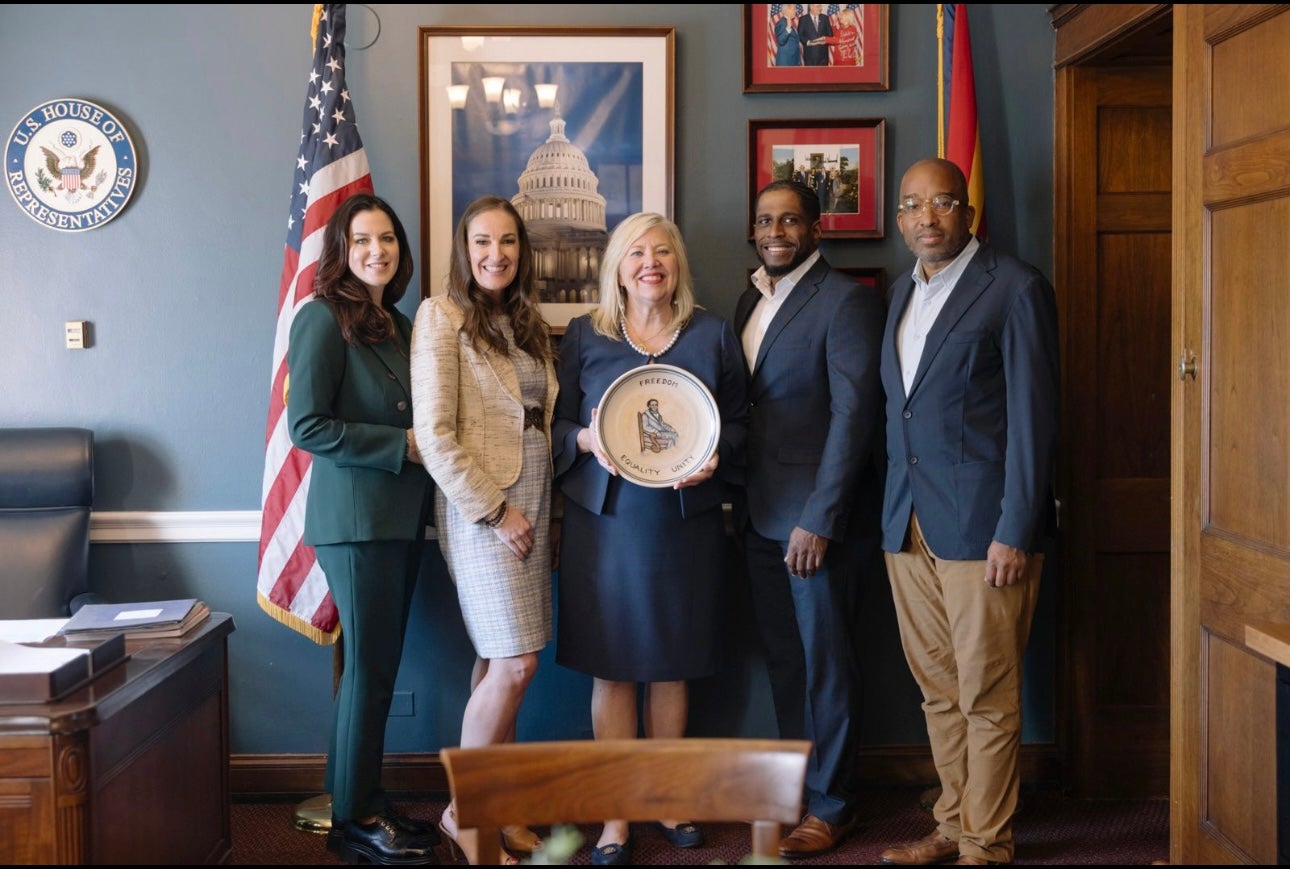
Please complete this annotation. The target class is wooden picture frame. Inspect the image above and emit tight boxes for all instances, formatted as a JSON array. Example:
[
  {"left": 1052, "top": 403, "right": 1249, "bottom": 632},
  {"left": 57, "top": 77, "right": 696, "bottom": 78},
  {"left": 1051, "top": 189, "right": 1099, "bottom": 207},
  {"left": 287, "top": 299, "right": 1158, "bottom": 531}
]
[
  {"left": 748, "top": 117, "right": 885, "bottom": 239},
  {"left": 743, "top": 4, "right": 890, "bottom": 93},
  {"left": 418, "top": 26, "right": 676, "bottom": 333},
  {"left": 838, "top": 265, "right": 886, "bottom": 298}
]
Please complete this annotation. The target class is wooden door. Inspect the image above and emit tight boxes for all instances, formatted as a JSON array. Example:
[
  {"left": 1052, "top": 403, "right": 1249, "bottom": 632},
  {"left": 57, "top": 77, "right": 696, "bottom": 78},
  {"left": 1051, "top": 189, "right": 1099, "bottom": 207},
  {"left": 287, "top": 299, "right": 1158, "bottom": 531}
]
[
  {"left": 1173, "top": 4, "right": 1290, "bottom": 863},
  {"left": 1052, "top": 4, "right": 1173, "bottom": 798},
  {"left": 1059, "top": 61, "right": 1172, "bottom": 799}
]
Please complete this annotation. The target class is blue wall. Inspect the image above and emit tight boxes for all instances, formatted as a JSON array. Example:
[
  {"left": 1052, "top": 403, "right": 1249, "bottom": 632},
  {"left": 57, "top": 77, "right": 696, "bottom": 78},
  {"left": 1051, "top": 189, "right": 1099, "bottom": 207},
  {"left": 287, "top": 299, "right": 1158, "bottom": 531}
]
[{"left": 0, "top": 5, "right": 1056, "bottom": 757}]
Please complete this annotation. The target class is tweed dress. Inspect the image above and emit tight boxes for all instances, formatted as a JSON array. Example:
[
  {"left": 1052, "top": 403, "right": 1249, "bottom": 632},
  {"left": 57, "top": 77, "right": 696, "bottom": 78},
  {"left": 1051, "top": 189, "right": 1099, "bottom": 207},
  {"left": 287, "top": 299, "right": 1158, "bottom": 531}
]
[{"left": 434, "top": 319, "right": 553, "bottom": 659}]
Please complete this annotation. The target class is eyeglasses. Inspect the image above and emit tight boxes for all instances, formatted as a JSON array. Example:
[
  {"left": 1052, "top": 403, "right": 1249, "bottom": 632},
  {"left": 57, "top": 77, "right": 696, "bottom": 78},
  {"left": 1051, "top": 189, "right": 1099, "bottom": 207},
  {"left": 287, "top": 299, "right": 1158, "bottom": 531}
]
[{"left": 897, "top": 195, "right": 960, "bottom": 216}]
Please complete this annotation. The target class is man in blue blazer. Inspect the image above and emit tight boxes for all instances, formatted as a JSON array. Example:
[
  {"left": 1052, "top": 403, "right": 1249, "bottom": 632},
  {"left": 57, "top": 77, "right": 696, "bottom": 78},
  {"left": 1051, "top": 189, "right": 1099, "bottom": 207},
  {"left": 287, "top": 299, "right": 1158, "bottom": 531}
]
[
  {"left": 734, "top": 179, "right": 885, "bottom": 858},
  {"left": 797, "top": 4, "right": 834, "bottom": 66},
  {"left": 877, "top": 159, "right": 1059, "bottom": 866}
]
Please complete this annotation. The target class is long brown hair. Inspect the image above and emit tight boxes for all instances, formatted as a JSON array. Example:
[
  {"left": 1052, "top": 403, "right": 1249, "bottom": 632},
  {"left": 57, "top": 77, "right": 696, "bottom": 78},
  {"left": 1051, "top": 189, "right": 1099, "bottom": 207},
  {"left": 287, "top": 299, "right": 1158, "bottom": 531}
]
[
  {"left": 446, "top": 196, "right": 552, "bottom": 362},
  {"left": 313, "top": 193, "right": 414, "bottom": 346}
]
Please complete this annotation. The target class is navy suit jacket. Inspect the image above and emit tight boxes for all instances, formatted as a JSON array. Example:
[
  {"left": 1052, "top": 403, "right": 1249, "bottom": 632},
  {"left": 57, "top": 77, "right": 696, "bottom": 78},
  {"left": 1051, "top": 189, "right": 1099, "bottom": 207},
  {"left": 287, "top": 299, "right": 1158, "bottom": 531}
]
[
  {"left": 798, "top": 12, "right": 833, "bottom": 66},
  {"left": 734, "top": 257, "right": 885, "bottom": 542},
  {"left": 880, "top": 241, "right": 1059, "bottom": 560}
]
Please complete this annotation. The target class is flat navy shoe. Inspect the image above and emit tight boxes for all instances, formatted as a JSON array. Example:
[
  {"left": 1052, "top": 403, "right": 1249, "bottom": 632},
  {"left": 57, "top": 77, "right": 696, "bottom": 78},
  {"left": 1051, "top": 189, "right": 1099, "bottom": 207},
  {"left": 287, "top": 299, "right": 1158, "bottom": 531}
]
[
  {"left": 653, "top": 821, "right": 704, "bottom": 848},
  {"left": 590, "top": 837, "right": 633, "bottom": 866}
]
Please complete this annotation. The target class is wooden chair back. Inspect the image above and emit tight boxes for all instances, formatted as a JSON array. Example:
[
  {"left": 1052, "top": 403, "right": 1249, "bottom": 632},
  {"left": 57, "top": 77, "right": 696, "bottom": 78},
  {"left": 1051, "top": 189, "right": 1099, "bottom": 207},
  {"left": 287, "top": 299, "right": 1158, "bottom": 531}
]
[{"left": 439, "top": 737, "right": 811, "bottom": 864}]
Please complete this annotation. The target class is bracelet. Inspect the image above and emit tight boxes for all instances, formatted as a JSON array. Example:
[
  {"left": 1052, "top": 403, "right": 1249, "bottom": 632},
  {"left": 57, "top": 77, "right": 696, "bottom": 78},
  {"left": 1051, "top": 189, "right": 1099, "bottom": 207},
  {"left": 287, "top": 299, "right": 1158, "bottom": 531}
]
[{"left": 483, "top": 501, "right": 508, "bottom": 528}]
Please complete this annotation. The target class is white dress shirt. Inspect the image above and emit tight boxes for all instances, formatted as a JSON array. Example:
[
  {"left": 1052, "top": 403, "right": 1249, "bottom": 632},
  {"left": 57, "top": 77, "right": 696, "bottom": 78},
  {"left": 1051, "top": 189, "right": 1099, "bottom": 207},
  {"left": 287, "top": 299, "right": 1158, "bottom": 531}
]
[
  {"left": 896, "top": 236, "right": 980, "bottom": 395},
  {"left": 742, "top": 250, "right": 821, "bottom": 373}
]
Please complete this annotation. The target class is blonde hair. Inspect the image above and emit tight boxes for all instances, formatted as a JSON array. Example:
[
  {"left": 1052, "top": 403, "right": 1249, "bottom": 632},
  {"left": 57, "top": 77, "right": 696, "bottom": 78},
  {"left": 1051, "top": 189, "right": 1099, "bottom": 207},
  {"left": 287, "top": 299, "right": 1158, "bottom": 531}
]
[{"left": 589, "top": 212, "right": 696, "bottom": 340}]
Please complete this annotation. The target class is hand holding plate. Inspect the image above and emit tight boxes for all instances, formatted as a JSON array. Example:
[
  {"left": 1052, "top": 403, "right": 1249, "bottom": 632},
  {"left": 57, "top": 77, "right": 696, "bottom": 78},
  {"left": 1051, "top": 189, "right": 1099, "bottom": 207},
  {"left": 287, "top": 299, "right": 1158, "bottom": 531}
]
[
  {"left": 581, "top": 407, "right": 618, "bottom": 476},
  {"left": 674, "top": 450, "right": 718, "bottom": 489}
]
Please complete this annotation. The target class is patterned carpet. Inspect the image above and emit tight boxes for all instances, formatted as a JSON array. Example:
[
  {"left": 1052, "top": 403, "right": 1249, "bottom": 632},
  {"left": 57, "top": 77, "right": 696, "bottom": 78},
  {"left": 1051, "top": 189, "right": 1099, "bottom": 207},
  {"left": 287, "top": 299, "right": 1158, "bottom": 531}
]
[{"left": 231, "top": 786, "right": 1169, "bottom": 865}]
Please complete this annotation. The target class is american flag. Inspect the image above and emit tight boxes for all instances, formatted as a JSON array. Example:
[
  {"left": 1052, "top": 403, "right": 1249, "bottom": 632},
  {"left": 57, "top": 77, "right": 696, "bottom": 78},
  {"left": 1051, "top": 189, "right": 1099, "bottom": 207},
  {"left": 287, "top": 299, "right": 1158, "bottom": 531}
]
[{"left": 256, "top": 3, "right": 373, "bottom": 645}]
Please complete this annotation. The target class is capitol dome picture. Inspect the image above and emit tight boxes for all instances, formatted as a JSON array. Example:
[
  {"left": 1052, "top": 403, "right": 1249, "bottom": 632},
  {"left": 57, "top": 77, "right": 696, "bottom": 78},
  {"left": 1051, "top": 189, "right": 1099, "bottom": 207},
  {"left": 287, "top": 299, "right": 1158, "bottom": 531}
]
[
  {"left": 421, "top": 31, "right": 675, "bottom": 330},
  {"left": 444, "top": 61, "right": 646, "bottom": 308},
  {"left": 511, "top": 106, "right": 608, "bottom": 305}
]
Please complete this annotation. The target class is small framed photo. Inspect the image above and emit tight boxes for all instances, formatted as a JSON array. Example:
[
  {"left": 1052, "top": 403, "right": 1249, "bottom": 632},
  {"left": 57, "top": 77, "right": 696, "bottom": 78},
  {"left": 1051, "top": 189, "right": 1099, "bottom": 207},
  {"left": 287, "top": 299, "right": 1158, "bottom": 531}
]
[
  {"left": 743, "top": 5, "right": 890, "bottom": 93},
  {"left": 418, "top": 26, "right": 675, "bottom": 333},
  {"left": 838, "top": 266, "right": 886, "bottom": 298},
  {"left": 748, "top": 117, "right": 885, "bottom": 239}
]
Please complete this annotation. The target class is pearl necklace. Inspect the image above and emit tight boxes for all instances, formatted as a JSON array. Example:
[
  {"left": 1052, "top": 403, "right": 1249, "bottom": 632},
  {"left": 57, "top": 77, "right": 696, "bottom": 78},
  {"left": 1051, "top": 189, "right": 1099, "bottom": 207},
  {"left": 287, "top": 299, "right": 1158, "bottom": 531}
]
[{"left": 621, "top": 318, "right": 680, "bottom": 360}]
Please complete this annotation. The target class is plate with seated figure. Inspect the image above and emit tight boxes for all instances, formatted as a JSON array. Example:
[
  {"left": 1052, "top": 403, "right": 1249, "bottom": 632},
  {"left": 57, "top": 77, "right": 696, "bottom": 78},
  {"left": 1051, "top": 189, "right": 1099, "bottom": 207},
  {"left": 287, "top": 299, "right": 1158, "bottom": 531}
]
[{"left": 594, "top": 363, "right": 721, "bottom": 488}]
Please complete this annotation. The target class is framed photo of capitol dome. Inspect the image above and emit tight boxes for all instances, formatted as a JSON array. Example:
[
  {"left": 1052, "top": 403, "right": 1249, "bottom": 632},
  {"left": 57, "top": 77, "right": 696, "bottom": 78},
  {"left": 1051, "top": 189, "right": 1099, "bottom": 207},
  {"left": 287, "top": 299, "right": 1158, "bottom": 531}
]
[{"left": 419, "top": 26, "right": 676, "bottom": 333}]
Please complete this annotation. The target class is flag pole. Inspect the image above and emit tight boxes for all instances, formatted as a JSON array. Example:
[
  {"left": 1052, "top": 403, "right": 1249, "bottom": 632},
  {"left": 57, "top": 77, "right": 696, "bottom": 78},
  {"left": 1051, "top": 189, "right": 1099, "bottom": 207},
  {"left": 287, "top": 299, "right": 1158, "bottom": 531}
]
[
  {"left": 268, "top": 0, "right": 373, "bottom": 835},
  {"left": 936, "top": 4, "right": 946, "bottom": 159}
]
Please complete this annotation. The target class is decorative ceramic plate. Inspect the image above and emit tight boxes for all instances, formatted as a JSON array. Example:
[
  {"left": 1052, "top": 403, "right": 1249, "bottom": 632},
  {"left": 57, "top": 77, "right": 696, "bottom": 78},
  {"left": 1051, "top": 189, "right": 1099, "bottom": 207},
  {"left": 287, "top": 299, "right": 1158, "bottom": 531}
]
[{"left": 595, "top": 363, "right": 721, "bottom": 488}]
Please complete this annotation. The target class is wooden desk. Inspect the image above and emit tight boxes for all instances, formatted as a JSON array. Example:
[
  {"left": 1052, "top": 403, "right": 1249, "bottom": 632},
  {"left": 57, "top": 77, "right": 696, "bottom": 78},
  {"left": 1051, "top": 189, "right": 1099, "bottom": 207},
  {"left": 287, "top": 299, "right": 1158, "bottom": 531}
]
[{"left": 0, "top": 613, "right": 235, "bottom": 864}]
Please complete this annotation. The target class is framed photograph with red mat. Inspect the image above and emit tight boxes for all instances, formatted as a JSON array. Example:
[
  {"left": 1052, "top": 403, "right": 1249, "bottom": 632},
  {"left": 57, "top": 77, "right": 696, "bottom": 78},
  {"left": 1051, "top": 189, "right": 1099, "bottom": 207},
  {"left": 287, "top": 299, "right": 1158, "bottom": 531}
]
[
  {"left": 743, "top": 5, "right": 890, "bottom": 93},
  {"left": 748, "top": 117, "right": 885, "bottom": 239}
]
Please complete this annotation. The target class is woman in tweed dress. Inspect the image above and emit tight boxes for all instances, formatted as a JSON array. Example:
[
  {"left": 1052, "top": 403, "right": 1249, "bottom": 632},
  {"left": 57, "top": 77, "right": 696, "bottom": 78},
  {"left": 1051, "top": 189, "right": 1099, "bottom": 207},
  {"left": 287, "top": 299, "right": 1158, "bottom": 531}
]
[{"left": 409, "top": 196, "right": 557, "bottom": 863}]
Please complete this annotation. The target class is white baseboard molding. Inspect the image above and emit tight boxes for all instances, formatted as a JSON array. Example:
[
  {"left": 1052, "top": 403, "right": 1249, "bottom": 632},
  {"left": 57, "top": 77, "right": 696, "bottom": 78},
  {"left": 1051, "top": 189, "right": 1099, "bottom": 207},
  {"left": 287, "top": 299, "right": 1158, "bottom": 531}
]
[
  {"left": 90, "top": 511, "right": 437, "bottom": 544},
  {"left": 90, "top": 510, "right": 263, "bottom": 543}
]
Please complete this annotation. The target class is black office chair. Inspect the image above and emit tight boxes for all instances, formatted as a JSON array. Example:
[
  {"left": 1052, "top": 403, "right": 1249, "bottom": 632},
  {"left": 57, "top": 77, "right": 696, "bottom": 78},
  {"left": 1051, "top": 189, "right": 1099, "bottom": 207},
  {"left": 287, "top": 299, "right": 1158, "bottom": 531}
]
[{"left": 0, "top": 427, "right": 101, "bottom": 618}]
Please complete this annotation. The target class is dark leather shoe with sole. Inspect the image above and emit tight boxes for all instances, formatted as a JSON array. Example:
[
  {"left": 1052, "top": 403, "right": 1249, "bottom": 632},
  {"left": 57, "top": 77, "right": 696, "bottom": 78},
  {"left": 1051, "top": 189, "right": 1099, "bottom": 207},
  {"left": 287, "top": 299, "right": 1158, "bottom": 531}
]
[
  {"left": 778, "top": 814, "right": 857, "bottom": 859},
  {"left": 337, "top": 815, "right": 438, "bottom": 865},
  {"left": 878, "top": 831, "right": 960, "bottom": 865},
  {"left": 387, "top": 811, "right": 441, "bottom": 846}
]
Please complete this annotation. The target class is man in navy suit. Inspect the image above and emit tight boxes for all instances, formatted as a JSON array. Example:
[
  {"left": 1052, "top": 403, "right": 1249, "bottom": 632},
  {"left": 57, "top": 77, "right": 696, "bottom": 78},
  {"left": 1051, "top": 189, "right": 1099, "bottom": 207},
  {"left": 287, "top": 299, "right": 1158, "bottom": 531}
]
[
  {"left": 734, "top": 179, "right": 885, "bottom": 859},
  {"left": 798, "top": 4, "right": 834, "bottom": 66},
  {"left": 877, "top": 159, "right": 1059, "bottom": 866}
]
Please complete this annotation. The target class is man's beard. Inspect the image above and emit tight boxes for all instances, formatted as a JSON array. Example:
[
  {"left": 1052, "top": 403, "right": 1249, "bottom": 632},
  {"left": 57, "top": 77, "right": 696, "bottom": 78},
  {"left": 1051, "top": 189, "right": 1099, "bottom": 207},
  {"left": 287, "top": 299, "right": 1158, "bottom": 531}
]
[{"left": 761, "top": 248, "right": 811, "bottom": 277}]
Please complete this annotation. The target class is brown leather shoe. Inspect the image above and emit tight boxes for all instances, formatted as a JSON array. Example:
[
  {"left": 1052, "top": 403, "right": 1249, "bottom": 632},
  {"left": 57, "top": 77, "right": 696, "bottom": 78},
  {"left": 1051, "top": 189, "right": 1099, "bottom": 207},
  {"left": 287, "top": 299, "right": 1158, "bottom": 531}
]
[
  {"left": 778, "top": 814, "right": 857, "bottom": 859},
  {"left": 878, "top": 831, "right": 960, "bottom": 864}
]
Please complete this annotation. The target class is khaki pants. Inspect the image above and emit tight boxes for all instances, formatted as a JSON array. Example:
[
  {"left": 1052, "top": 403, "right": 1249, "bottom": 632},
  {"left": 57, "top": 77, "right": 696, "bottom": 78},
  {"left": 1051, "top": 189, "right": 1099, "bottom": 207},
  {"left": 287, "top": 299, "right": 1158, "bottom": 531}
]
[{"left": 884, "top": 514, "right": 1041, "bottom": 863}]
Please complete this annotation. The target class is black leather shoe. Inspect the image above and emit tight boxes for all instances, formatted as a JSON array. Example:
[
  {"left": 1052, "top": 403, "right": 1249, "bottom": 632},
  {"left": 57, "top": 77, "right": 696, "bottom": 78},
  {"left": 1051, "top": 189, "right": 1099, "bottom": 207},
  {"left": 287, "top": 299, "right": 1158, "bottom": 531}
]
[
  {"left": 386, "top": 810, "right": 442, "bottom": 846},
  {"left": 337, "top": 815, "right": 438, "bottom": 865},
  {"left": 331, "top": 812, "right": 441, "bottom": 854},
  {"left": 327, "top": 821, "right": 345, "bottom": 853}
]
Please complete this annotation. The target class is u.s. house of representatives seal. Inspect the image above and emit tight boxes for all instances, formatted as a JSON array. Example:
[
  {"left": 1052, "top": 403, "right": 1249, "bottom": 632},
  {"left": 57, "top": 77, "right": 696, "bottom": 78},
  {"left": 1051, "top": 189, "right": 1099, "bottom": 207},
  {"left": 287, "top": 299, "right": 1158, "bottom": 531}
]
[{"left": 5, "top": 98, "right": 139, "bottom": 232}]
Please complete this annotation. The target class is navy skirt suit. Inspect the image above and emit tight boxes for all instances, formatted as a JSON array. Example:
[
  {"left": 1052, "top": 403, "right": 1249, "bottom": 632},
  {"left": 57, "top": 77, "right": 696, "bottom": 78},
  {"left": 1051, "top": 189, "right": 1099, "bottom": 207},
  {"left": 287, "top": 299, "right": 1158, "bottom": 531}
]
[{"left": 552, "top": 310, "right": 748, "bottom": 682}]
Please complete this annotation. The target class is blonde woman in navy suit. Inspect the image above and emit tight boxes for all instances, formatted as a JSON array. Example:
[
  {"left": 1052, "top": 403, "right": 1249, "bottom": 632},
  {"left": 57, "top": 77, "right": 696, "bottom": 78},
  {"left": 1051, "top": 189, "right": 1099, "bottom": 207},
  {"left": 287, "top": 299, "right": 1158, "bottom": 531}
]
[
  {"left": 553, "top": 212, "right": 749, "bottom": 865},
  {"left": 287, "top": 193, "right": 437, "bottom": 865},
  {"left": 410, "top": 195, "right": 557, "bottom": 865}
]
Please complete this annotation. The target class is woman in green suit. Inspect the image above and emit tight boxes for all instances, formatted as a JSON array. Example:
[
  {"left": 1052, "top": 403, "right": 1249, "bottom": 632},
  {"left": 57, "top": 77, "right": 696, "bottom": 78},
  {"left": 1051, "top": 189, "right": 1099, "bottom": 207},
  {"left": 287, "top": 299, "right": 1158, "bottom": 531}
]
[{"left": 287, "top": 193, "right": 437, "bottom": 865}]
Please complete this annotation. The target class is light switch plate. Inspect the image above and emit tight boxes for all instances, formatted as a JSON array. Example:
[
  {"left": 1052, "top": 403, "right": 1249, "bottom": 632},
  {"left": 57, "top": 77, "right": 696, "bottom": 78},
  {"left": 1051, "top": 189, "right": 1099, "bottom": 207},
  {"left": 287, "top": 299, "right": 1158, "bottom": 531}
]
[{"left": 65, "top": 320, "right": 87, "bottom": 349}]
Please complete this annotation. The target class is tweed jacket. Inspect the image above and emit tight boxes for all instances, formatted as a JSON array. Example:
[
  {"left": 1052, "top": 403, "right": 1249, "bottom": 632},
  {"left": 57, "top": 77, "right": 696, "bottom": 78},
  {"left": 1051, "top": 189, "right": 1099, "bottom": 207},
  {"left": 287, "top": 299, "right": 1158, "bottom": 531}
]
[{"left": 409, "top": 295, "right": 557, "bottom": 523}]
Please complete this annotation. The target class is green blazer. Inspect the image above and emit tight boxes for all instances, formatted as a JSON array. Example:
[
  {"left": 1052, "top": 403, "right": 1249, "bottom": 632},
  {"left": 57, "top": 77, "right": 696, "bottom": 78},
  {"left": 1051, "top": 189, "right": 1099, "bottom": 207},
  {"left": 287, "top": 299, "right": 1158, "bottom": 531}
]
[{"left": 287, "top": 298, "right": 431, "bottom": 545}]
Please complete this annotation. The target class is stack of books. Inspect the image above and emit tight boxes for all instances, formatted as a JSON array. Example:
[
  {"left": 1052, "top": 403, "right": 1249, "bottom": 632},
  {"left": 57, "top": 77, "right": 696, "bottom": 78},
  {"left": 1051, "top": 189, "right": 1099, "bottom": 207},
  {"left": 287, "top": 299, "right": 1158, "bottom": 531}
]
[
  {"left": 0, "top": 632, "right": 127, "bottom": 703},
  {"left": 59, "top": 598, "right": 211, "bottom": 642}
]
